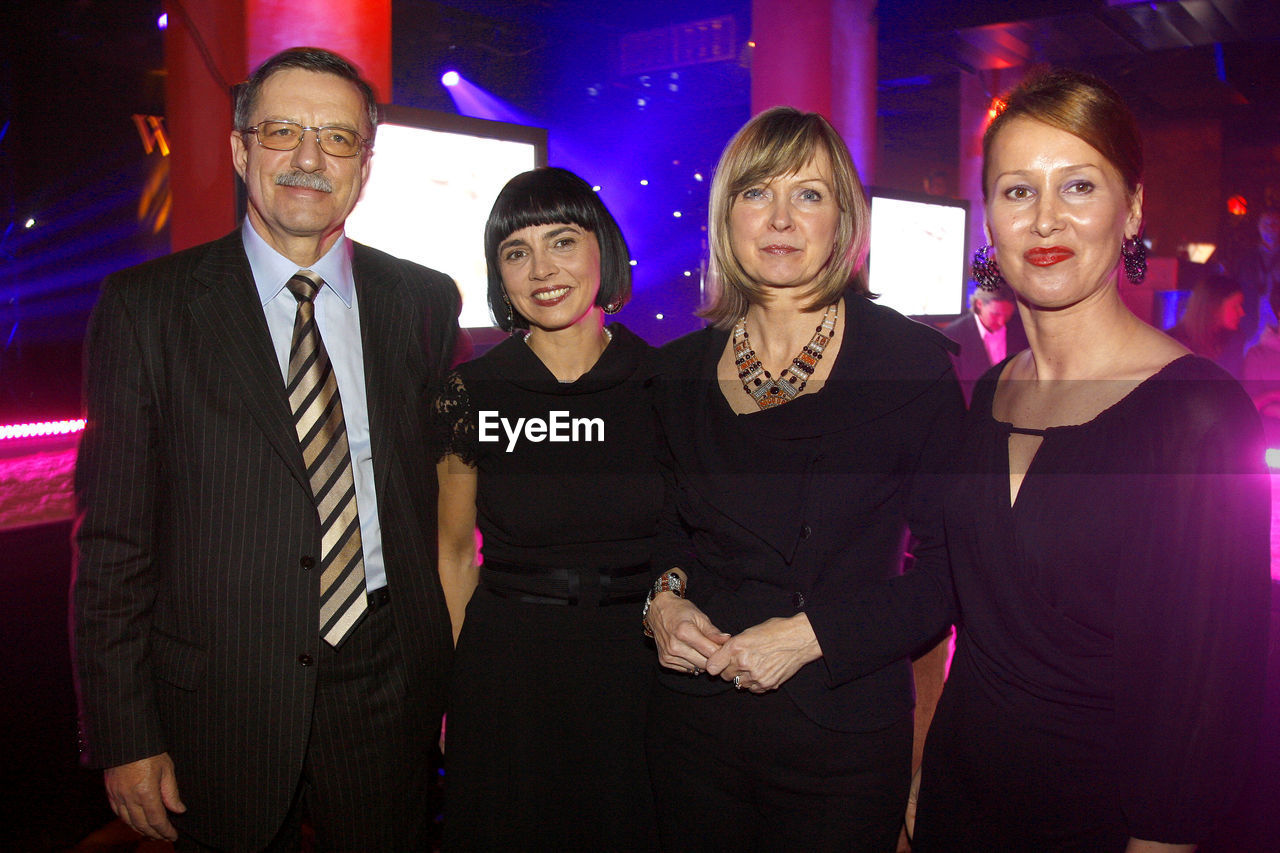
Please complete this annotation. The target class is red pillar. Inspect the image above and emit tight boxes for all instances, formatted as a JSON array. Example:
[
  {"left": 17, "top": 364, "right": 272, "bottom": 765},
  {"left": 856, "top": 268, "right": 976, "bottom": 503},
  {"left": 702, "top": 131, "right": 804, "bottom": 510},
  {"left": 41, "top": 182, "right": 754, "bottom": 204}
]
[
  {"left": 164, "top": 0, "right": 245, "bottom": 251},
  {"left": 164, "top": 0, "right": 392, "bottom": 251},
  {"left": 749, "top": 0, "right": 877, "bottom": 183},
  {"left": 830, "top": 0, "right": 877, "bottom": 185},
  {"left": 750, "top": 0, "right": 833, "bottom": 117},
  {"left": 244, "top": 0, "right": 392, "bottom": 102}
]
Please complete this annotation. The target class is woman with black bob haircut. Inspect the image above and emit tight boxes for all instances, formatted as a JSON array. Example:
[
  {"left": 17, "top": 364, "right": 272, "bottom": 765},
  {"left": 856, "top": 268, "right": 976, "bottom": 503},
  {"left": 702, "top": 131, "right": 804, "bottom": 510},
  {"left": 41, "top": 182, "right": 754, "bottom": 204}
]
[
  {"left": 484, "top": 167, "right": 633, "bottom": 332},
  {"left": 434, "top": 166, "right": 662, "bottom": 850},
  {"left": 643, "top": 106, "right": 965, "bottom": 851}
]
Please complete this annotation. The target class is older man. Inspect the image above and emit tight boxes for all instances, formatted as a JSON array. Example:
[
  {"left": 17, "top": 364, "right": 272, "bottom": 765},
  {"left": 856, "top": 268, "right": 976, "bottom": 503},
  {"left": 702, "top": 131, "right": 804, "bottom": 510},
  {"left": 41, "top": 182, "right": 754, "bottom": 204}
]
[
  {"left": 942, "top": 282, "right": 1028, "bottom": 404},
  {"left": 71, "top": 47, "right": 459, "bottom": 850}
]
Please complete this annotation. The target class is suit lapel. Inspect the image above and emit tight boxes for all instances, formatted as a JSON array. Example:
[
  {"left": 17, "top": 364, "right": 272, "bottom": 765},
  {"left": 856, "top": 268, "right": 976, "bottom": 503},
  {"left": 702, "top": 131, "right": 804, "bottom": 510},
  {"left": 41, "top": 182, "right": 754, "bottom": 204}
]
[
  {"left": 186, "top": 232, "right": 309, "bottom": 488},
  {"left": 353, "top": 244, "right": 412, "bottom": 491}
]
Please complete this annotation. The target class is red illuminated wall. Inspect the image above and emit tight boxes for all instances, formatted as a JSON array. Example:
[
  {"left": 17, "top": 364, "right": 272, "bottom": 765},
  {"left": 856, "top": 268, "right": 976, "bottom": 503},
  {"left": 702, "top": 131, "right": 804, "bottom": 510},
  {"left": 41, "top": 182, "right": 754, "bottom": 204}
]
[{"left": 164, "top": 0, "right": 391, "bottom": 250}]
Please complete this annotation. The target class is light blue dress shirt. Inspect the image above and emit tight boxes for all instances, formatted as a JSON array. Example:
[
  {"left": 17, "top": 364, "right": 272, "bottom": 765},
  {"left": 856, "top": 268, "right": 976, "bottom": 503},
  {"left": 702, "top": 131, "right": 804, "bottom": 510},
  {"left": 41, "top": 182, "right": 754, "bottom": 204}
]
[{"left": 242, "top": 220, "right": 386, "bottom": 593}]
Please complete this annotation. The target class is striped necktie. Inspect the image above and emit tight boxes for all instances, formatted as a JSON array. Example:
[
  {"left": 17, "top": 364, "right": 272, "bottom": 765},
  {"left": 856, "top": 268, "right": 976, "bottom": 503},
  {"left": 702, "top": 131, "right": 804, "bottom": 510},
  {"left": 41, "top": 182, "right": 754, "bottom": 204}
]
[{"left": 285, "top": 270, "right": 368, "bottom": 647}]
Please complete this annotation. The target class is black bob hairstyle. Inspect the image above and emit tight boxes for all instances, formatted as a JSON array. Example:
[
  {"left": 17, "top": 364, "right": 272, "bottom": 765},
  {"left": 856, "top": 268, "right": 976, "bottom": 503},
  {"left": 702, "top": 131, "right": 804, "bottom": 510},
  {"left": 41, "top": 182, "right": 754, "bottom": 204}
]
[{"left": 484, "top": 167, "right": 632, "bottom": 332}]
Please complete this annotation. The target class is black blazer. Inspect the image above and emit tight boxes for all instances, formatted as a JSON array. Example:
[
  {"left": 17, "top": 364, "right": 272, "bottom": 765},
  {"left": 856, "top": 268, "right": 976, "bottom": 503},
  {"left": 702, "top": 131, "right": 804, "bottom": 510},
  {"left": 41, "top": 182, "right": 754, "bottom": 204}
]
[
  {"left": 650, "top": 296, "right": 965, "bottom": 732},
  {"left": 71, "top": 231, "right": 459, "bottom": 849}
]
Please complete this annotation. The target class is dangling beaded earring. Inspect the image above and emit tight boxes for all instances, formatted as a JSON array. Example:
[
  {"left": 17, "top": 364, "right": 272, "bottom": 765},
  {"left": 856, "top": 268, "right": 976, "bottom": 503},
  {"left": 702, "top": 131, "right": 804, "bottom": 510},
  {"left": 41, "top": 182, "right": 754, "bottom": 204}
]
[
  {"left": 602, "top": 299, "right": 622, "bottom": 315},
  {"left": 972, "top": 245, "right": 1006, "bottom": 292},
  {"left": 501, "top": 290, "right": 515, "bottom": 327},
  {"left": 1121, "top": 235, "right": 1147, "bottom": 285}
]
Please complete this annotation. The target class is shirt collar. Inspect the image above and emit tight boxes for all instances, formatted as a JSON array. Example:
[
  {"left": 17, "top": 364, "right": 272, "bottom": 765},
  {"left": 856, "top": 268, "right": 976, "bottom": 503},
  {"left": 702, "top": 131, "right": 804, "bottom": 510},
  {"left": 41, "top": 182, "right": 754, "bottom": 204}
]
[
  {"left": 973, "top": 311, "right": 1005, "bottom": 342},
  {"left": 241, "top": 219, "right": 356, "bottom": 307}
]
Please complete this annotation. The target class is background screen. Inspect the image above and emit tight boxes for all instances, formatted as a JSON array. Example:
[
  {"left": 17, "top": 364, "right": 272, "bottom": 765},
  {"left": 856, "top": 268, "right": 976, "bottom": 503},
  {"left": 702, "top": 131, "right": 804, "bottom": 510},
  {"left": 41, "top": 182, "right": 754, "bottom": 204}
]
[
  {"left": 866, "top": 189, "right": 969, "bottom": 318},
  {"left": 345, "top": 108, "right": 546, "bottom": 329}
]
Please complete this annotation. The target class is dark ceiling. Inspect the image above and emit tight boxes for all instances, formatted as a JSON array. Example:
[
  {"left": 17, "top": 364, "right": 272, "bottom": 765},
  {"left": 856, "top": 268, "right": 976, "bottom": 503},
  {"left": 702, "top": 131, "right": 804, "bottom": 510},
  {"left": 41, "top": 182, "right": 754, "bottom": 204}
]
[
  {"left": 7, "top": 1, "right": 1279, "bottom": 161},
  {"left": 876, "top": 0, "right": 1280, "bottom": 159},
  {"left": 405, "top": 0, "right": 1280, "bottom": 195}
]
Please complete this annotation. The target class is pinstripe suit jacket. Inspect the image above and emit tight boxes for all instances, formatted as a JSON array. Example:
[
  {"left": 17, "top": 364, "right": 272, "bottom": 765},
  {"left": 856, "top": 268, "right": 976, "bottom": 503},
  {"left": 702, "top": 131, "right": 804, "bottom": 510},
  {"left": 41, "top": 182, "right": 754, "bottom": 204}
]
[{"left": 71, "top": 230, "right": 459, "bottom": 849}]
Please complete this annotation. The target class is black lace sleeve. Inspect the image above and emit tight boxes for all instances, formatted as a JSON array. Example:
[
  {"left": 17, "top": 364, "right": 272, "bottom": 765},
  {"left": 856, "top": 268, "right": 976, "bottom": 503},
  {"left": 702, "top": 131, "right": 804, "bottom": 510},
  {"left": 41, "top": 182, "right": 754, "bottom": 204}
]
[{"left": 430, "top": 371, "right": 480, "bottom": 466}]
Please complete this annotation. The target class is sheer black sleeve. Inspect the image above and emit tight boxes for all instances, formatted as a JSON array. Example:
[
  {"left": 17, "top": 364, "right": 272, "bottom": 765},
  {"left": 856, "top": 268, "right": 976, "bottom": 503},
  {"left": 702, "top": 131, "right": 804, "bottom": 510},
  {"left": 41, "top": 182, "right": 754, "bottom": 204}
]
[{"left": 431, "top": 370, "right": 480, "bottom": 466}]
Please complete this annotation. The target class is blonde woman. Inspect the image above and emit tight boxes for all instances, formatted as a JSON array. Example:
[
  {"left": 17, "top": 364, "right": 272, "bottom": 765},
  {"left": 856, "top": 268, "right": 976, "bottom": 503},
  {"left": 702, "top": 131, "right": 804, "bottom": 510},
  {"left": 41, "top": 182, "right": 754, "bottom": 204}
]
[{"left": 644, "top": 107, "right": 965, "bottom": 851}]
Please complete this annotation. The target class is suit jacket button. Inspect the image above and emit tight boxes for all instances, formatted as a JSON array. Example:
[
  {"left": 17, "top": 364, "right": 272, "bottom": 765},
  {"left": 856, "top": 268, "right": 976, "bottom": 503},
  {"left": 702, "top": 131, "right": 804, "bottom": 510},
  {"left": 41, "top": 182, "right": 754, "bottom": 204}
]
[
  {"left": 298, "top": 654, "right": 315, "bottom": 667},
  {"left": 300, "top": 555, "right": 315, "bottom": 570},
  {"left": 799, "top": 524, "right": 812, "bottom": 540},
  {"left": 792, "top": 591, "right": 806, "bottom": 610}
]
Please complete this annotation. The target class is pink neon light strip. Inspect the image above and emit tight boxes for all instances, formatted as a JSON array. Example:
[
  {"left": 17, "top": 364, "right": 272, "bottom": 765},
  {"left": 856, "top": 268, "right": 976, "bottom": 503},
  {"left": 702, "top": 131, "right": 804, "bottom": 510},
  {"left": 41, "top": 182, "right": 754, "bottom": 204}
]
[
  {"left": 3, "top": 418, "right": 1279, "bottom": 467},
  {"left": 0, "top": 419, "right": 86, "bottom": 440}
]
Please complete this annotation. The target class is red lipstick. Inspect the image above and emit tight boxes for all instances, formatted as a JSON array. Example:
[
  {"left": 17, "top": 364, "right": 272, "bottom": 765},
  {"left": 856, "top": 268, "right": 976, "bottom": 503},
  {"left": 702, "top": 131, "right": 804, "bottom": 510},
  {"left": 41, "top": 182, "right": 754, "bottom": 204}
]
[
  {"left": 1024, "top": 245, "right": 1075, "bottom": 266},
  {"left": 1024, "top": 247, "right": 1074, "bottom": 266}
]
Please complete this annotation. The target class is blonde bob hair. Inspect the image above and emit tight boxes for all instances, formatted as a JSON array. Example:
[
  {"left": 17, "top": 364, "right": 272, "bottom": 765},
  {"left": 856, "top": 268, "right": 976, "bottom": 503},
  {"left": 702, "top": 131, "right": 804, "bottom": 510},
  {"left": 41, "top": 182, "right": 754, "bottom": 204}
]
[{"left": 701, "top": 106, "right": 870, "bottom": 328}]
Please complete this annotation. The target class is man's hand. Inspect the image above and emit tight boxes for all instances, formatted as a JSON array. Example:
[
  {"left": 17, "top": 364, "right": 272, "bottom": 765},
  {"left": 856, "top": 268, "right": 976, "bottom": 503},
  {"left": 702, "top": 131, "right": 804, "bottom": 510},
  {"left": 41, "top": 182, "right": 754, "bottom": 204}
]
[{"left": 104, "top": 752, "right": 186, "bottom": 842}]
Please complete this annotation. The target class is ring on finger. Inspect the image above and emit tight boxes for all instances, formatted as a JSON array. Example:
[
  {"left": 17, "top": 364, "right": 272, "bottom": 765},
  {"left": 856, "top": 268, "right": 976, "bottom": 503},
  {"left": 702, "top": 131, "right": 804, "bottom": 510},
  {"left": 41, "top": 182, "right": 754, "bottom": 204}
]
[{"left": 733, "top": 674, "right": 745, "bottom": 690}]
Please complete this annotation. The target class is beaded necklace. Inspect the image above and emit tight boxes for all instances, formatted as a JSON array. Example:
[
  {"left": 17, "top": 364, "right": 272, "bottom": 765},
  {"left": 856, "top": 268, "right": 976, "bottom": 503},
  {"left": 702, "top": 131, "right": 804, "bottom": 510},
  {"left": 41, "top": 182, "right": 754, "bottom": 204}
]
[{"left": 732, "top": 302, "right": 838, "bottom": 409}]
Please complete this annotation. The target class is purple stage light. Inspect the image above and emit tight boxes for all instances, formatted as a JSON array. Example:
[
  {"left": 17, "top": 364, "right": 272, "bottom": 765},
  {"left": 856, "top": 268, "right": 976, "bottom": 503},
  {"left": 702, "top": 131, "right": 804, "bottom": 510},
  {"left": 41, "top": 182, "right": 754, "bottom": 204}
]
[{"left": 442, "top": 71, "right": 460, "bottom": 87}]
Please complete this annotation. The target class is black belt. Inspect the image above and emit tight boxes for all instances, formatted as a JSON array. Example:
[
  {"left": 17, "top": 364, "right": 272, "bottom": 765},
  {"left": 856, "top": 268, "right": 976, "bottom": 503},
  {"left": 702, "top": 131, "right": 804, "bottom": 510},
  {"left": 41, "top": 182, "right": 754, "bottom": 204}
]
[{"left": 480, "top": 560, "right": 651, "bottom": 607}]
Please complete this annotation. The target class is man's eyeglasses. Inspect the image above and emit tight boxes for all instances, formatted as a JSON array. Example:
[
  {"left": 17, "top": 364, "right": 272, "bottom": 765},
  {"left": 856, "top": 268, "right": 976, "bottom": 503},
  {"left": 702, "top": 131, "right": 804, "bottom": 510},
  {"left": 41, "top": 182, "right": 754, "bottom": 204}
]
[{"left": 242, "top": 120, "right": 370, "bottom": 158}]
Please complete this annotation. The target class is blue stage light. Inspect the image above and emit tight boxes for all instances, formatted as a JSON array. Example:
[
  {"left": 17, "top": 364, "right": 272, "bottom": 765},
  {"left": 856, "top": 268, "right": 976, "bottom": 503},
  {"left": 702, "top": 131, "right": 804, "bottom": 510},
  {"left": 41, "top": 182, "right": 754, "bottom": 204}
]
[{"left": 442, "top": 71, "right": 460, "bottom": 87}]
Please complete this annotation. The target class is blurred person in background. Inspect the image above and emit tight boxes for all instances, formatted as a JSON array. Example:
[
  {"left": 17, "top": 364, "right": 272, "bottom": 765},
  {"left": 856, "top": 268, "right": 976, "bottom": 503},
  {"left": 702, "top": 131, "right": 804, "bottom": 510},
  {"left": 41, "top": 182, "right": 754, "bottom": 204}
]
[
  {"left": 942, "top": 281, "right": 1029, "bottom": 405},
  {"left": 1166, "top": 273, "right": 1246, "bottom": 377}
]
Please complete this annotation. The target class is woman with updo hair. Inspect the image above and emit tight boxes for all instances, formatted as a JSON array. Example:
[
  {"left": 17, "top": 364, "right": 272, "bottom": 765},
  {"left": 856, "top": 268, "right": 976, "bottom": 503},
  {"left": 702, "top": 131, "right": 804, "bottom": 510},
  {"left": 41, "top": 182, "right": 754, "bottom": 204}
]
[{"left": 909, "top": 69, "right": 1270, "bottom": 851}]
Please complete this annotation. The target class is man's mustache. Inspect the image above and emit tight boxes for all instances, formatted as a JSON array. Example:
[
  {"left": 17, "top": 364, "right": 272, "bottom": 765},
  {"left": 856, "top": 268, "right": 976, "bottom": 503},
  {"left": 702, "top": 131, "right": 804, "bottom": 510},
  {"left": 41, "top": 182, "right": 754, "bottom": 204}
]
[{"left": 275, "top": 172, "right": 333, "bottom": 192}]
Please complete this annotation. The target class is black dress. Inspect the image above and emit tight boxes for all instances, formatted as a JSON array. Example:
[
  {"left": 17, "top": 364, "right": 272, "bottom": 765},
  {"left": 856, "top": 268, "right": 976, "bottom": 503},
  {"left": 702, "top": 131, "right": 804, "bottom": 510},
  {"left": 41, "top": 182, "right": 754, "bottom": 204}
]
[
  {"left": 914, "top": 355, "right": 1272, "bottom": 851},
  {"left": 434, "top": 324, "right": 662, "bottom": 852}
]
